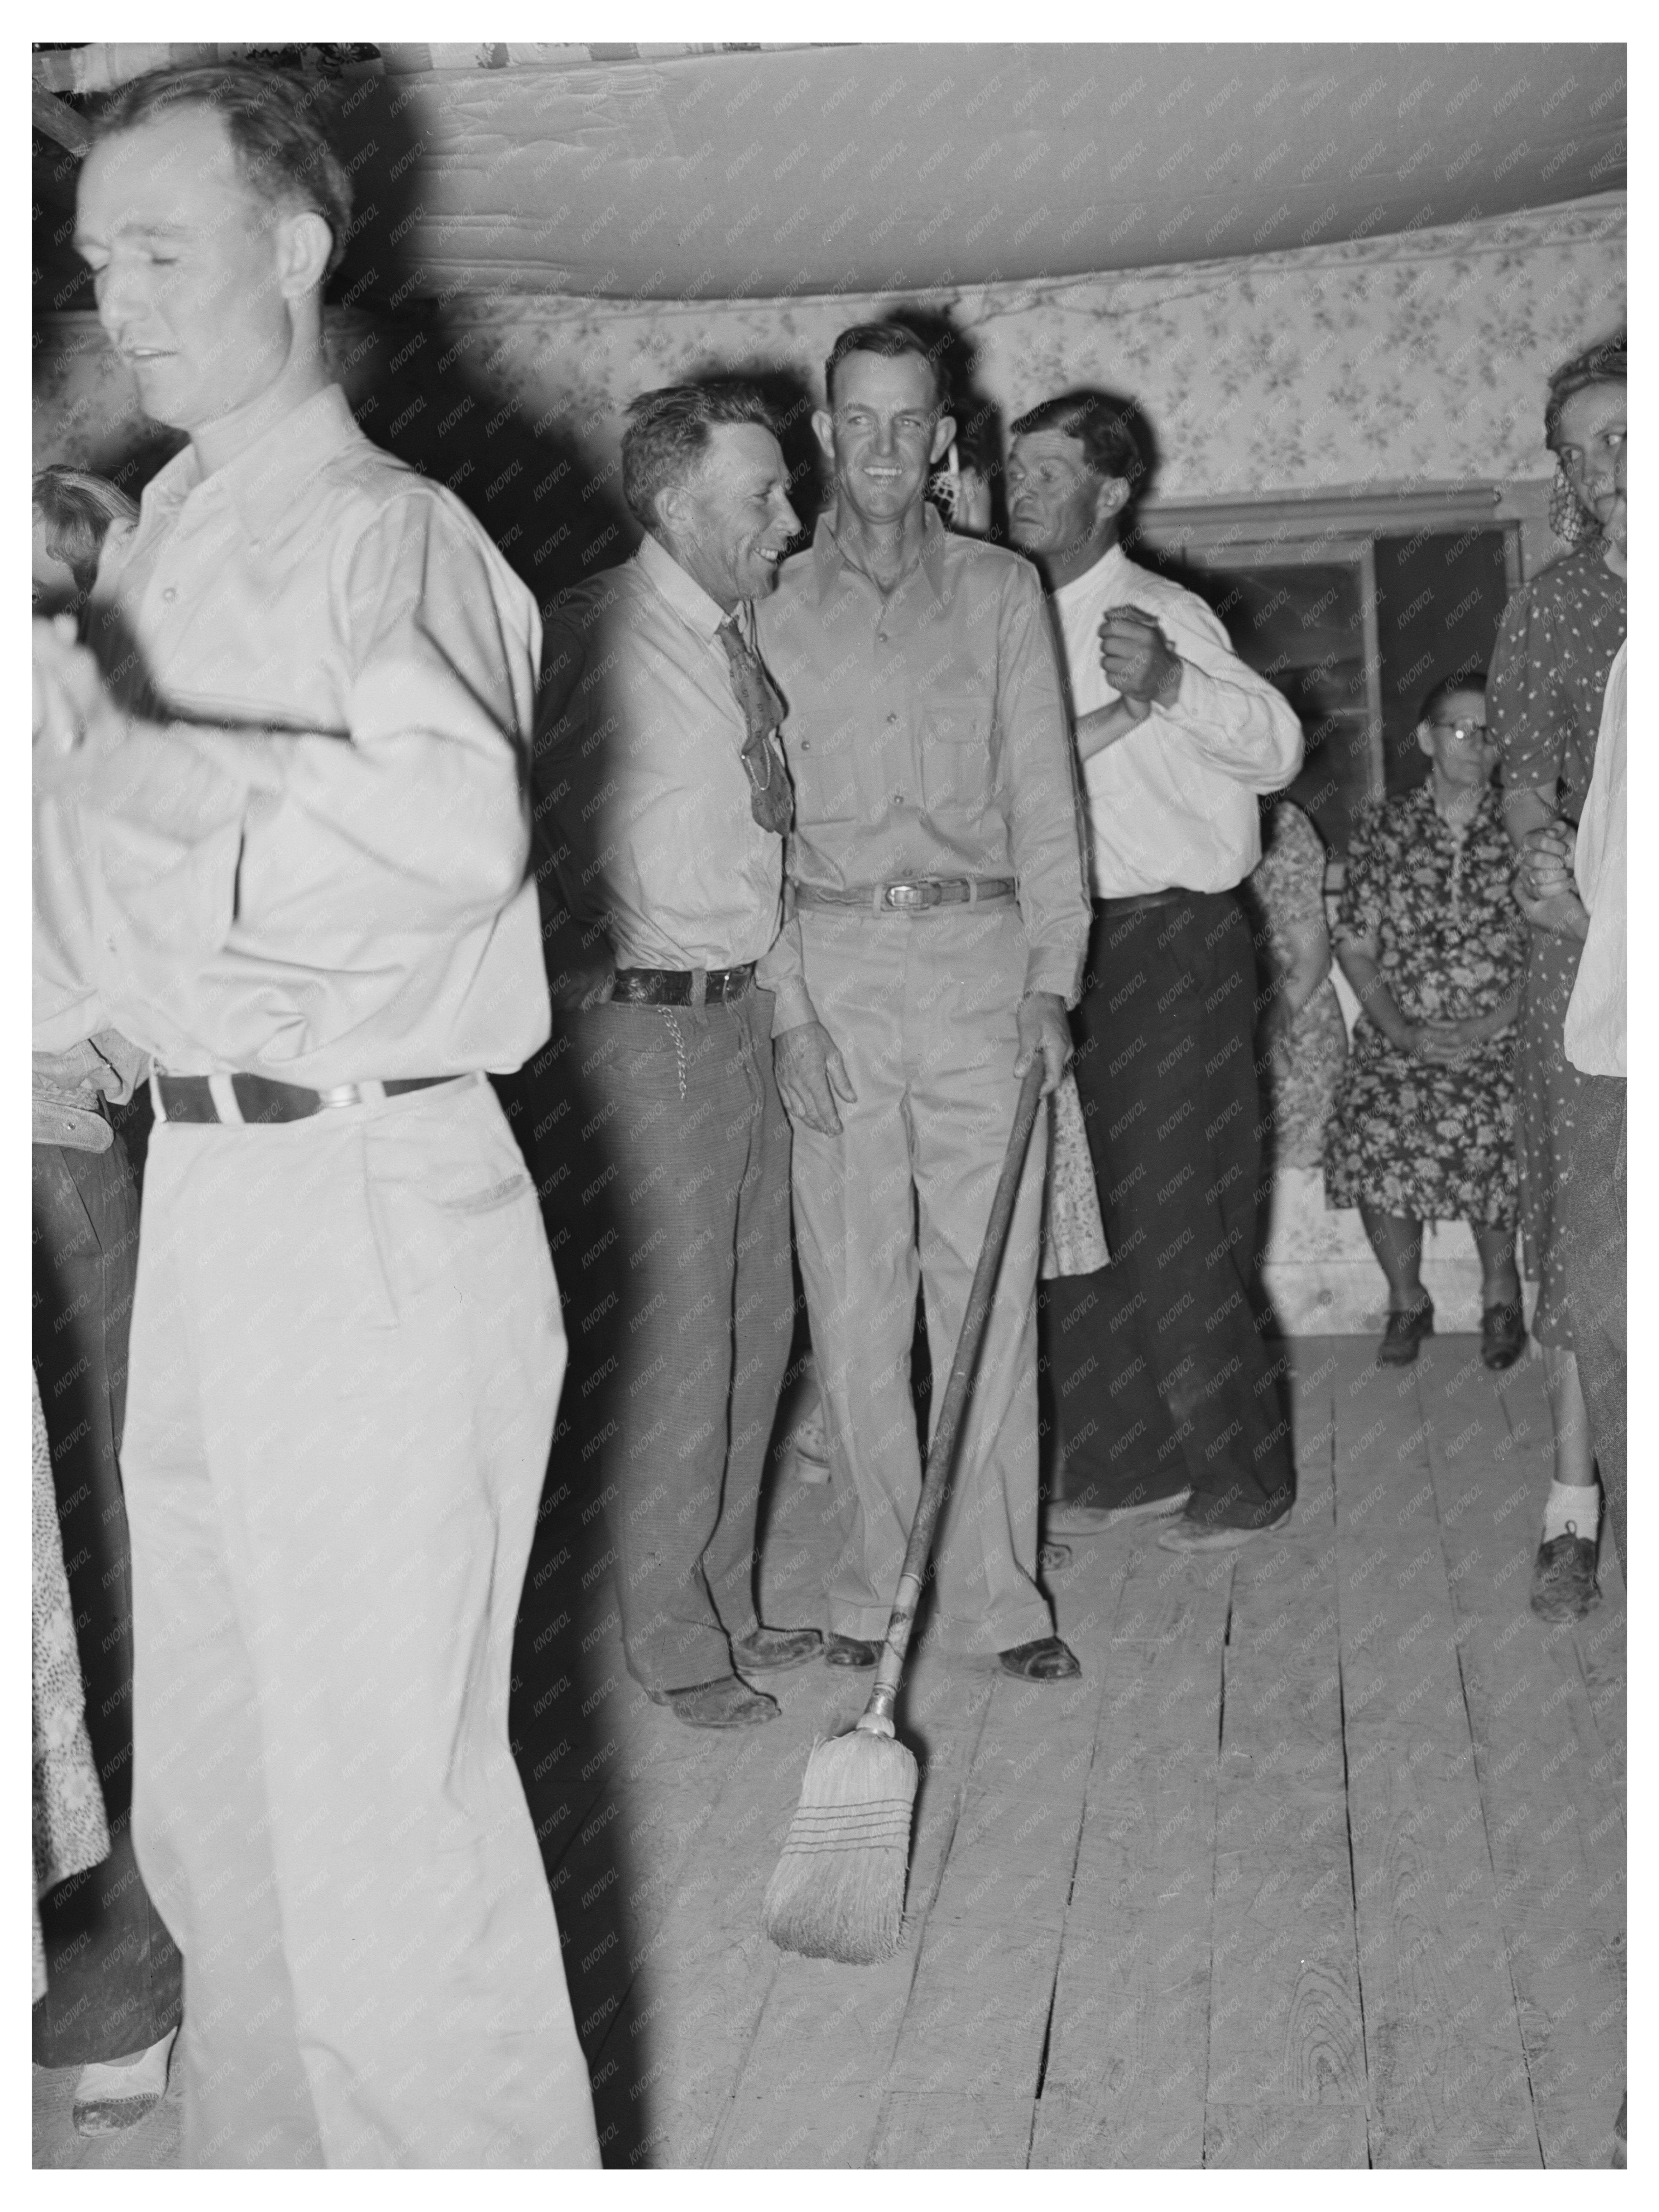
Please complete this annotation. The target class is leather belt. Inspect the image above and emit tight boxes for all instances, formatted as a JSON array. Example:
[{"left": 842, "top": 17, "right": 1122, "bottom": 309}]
[
  {"left": 1094, "top": 887, "right": 1223, "bottom": 916},
  {"left": 610, "top": 964, "right": 754, "bottom": 1006},
  {"left": 151, "top": 1071, "right": 468, "bottom": 1126},
  {"left": 795, "top": 876, "right": 1017, "bottom": 915}
]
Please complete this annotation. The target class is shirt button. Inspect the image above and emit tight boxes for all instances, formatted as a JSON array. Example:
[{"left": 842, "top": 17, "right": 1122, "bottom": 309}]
[
  {"left": 876, "top": 633, "right": 889, "bottom": 646},
  {"left": 801, "top": 740, "right": 811, "bottom": 753},
  {"left": 161, "top": 585, "right": 177, "bottom": 602},
  {"left": 885, "top": 712, "right": 899, "bottom": 725}
]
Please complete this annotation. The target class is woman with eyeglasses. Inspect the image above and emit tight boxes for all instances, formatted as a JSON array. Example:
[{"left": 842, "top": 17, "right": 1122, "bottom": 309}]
[
  {"left": 1487, "top": 332, "right": 1626, "bottom": 1625},
  {"left": 1323, "top": 672, "right": 1527, "bottom": 1371}
]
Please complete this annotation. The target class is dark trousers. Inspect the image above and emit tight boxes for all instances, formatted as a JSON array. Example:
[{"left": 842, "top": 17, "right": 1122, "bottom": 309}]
[
  {"left": 1565, "top": 1072, "right": 1626, "bottom": 1576},
  {"left": 1041, "top": 891, "right": 1295, "bottom": 1530},
  {"left": 526, "top": 989, "right": 795, "bottom": 1692},
  {"left": 32, "top": 1136, "right": 182, "bottom": 2066}
]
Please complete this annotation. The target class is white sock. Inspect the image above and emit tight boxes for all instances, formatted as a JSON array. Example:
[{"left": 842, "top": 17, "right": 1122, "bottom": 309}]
[
  {"left": 1541, "top": 1480, "right": 1600, "bottom": 1545},
  {"left": 74, "top": 2028, "right": 176, "bottom": 2103}
]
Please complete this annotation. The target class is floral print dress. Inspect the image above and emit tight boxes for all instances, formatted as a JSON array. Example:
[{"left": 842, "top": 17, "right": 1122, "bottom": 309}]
[
  {"left": 1489, "top": 544, "right": 1627, "bottom": 1346},
  {"left": 1245, "top": 799, "right": 1348, "bottom": 1171},
  {"left": 1323, "top": 782, "right": 1525, "bottom": 1225}
]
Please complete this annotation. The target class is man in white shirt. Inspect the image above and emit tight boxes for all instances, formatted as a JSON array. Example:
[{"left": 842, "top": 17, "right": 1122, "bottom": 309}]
[
  {"left": 1008, "top": 389, "right": 1305, "bottom": 1553},
  {"left": 34, "top": 64, "right": 598, "bottom": 2168},
  {"left": 528, "top": 382, "right": 821, "bottom": 1729}
]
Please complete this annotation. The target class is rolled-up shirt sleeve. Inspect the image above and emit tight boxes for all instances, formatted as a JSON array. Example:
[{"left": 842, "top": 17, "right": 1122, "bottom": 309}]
[
  {"left": 1156, "top": 593, "right": 1304, "bottom": 788},
  {"left": 997, "top": 567, "right": 1091, "bottom": 1005}
]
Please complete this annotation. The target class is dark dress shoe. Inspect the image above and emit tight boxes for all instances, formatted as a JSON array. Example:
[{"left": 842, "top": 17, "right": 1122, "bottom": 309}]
[
  {"left": 998, "top": 1636, "right": 1081, "bottom": 1681},
  {"left": 1157, "top": 1507, "right": 1291, "bottom": 1554},
  {"left": 825, "top": 1633, "right": 883, "bottom": 1668},
  {"left": 1377, "top": 1296, "right": 1434, "bottom": 1366},
  {"left": 1529, "top": 1528, "right": 1601, "bottom": 1622},
  {"left": 644, "top": 1676, "right": 779, "bottom": 1727},
  {"left": 732, "top": 1625, "right": 824, "bottom": 1672},
  {"left": 1481, "top": 1297, "right": 1527, "bottom": 1370}
]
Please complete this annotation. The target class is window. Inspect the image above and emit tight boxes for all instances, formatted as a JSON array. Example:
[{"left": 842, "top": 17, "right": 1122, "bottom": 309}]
[{"left": 1138, "top": 488, "right": 1523, "bottom": 856}]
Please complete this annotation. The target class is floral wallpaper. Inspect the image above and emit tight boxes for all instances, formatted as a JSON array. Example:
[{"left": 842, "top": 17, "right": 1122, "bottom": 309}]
[{"left": 34, "top": 193, "right": 1624, "bottom": 612}]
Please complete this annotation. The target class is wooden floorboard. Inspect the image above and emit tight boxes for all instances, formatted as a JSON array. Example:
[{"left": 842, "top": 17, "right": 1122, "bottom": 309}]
[
  {"left": 36, "top": 1336, "right": 1624, "bottom": 2171},
  {"left": 867, "top": 2089, "right": 1037, "bottom": 2168},
  {"left": 1029, "top": 1536, "right": 1231, "bottom": 2168},
  {"left": 707, "top": 1643, "right": 1000, "bottom": 2168},
  {"left": 1205, "top": 1528, "right": 1366, "bottom": 2116},
  {"left": 1333, "top": 1342, "right": 1542, "bottom": 2167},
  {"left": 1414, "top": 1339, "right": 1627, "bottom": 2170},
  {"left": 1202, "top": 2100, "right": 1370, "bottom": 2167}
]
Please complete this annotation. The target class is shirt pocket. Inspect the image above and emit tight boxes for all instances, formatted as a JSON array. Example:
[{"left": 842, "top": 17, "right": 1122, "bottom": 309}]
[
  {"left": 920, "top": 694, "right": 994, "bottom": 818},
  {"left": 785, "top": 706, "right": 866, "bottom": 823}
]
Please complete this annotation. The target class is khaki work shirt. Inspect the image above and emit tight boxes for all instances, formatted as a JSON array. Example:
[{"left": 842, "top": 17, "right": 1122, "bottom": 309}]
[
  {"left": 755, "top": 508, "right": 1090, "bottom": 1030},
  {"left": 33, "top": 385, "right": 547, "bottom": 1086}
]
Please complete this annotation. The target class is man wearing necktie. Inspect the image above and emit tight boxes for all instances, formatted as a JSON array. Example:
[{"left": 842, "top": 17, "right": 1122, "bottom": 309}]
[{"left": 527, "top": 382, "right": 820, "bottom": 1729}]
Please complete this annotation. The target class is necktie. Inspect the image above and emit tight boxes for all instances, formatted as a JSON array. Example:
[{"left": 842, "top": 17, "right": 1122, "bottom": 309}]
[{"left": 716, "top": 617, "right": 793, "bottom": 837}]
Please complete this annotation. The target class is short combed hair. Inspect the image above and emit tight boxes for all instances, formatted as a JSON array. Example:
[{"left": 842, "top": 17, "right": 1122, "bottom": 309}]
[
  {"left": 94, "top": 63, "right": 354, "bottom": 281},
  {"left": 1544, "top": 330, "right": 1626, "bottom": 451},
  {"left": 1009, "top": 390, "right": 1149, "bottom": 498},
  {"left": 31, "top": 465, "right": 138, "bottom": 596},
  {"left": 824, "top": 323, "right": 948, "bottom": 412},
  {"left": 620, "top": 381, "right": 778, "bottom": 531},
  {"left": 1419, "top": 669, "right": 1488, "bottom": 725}
]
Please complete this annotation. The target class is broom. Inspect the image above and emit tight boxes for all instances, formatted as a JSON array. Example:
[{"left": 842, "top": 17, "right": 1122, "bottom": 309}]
[{"left": 764, "top": 1059, "right": 1048, "bottom": 1964}]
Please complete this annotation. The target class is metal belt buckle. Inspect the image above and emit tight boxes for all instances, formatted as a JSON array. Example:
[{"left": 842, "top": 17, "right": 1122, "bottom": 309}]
[{"left": 882, "top": 880, "right": 937, "bottom": 912}]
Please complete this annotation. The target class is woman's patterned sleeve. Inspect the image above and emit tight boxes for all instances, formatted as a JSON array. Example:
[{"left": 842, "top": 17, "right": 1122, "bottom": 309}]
[
  {"left": 1489, "top": 584, "right": 1565, "bottom": 793},
  {"left": 1335, "top": 805, "right": 1384, "bottom": 941}
]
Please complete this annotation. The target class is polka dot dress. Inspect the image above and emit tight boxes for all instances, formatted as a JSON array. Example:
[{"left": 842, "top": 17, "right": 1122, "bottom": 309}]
[{"left": 1489, "top": 544, "right": 1626, "bottom": 1349}]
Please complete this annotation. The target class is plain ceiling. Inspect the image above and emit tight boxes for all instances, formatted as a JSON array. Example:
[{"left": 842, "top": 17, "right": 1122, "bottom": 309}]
[{"left": 33, "top": 42, "right": 1627, "bottom": 312}]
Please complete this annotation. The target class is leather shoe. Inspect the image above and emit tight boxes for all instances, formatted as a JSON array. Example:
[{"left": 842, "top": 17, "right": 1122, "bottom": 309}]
[
  {"left": 1047, "top": 1487, "right": 1190, "bottom": 1533},
  {"left": 1481, "top": 1297, "right": 1527, "bottom": 1370},
  {"left": 825, "top": 1633, "right": 883, "bottom": 1668},
  {"left": 1529, "top": 1528, "right": 1600, "bottom": 1622},
  {"left": 1377, "top": 1296, "right": 1433, "bottom": 1366},
  {"left": 732, "top": 1625, "right": 824, "bottom": 1672},
  {"left": 1158, "top": 1507, "right": 1292, "bottom": 1554},
  {"left": 998, "top": 1636, "right": 1081, "bottom": 1681},
  {"left": 644, "top": 1676, "right": 779, "bottom": 1727}
]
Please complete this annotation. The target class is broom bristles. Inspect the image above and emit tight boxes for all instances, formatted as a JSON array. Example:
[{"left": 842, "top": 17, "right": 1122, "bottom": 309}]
[{"left": 764, "top": 1728, "right": 919, "bottom": 1964}]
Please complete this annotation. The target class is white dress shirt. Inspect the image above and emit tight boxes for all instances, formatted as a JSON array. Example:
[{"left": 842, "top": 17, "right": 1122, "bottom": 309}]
[
  {"left": 34, "top": 384, "right": 547, "bottom": 1085},
  {"left": 1564, "top": 639, "right": 1626, "bottom": 1077},
  {"left": 1051, "top": 542, "right": 1304, "bottom": 898},
  {"left": 533, "top": 531, "right": 783, "bottom": 974}
]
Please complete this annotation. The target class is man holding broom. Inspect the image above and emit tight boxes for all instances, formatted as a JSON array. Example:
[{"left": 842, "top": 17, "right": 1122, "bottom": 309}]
[{"left": 756, "top": 323, "right": 1091, "bottom": 1682}]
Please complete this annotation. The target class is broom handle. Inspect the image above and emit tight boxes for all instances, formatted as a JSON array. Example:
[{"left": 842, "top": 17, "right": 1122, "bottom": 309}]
[{"left": 858, "top": 1058, "right": 1047, "bottom": 1736}]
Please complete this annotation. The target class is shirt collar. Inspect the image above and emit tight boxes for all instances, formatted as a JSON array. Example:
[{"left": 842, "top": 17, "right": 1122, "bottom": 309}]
[
  {"left": 136, "top": 384, "right": 365, "bottom": 544},
  {"left": 809, "top": 504, "right": 950, "bottom": 609},
  {"left": 1052, "top": 540, "right": 1130, "bottom": 608},
  {"left": 635, "top": 528, "right": 733, "bottom": 641}
]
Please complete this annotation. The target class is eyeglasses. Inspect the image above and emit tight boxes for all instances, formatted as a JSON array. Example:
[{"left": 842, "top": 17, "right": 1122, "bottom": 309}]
[{"left": 1428, "top": 719, "right": 1490, "bottom": 746}]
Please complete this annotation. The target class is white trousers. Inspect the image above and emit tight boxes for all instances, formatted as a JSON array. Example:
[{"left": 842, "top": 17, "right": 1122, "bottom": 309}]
[{"left": 123, "top": 1077, "right": 600, "bottom": 2167}]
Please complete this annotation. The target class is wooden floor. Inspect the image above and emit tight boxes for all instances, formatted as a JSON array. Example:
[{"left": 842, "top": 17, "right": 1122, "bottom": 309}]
[{"left": 35, "top": 1335, "right": 1625, "bottom": 2169}]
